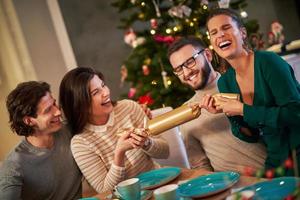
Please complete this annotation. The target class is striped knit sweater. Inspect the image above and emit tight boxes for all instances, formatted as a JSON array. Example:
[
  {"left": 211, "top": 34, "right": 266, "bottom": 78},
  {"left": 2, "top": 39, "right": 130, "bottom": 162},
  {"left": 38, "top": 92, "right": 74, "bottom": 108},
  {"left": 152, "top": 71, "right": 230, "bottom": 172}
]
[{"left": 71, "top": 100, "right": 169, "bottom": 193}]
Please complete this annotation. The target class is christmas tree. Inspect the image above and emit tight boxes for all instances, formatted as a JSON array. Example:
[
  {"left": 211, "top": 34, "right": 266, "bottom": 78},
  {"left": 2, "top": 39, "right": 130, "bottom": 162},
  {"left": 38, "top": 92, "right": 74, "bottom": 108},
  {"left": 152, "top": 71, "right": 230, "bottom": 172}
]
[{"left": 112, "top": 0, "right": 259, "bottom": 109}]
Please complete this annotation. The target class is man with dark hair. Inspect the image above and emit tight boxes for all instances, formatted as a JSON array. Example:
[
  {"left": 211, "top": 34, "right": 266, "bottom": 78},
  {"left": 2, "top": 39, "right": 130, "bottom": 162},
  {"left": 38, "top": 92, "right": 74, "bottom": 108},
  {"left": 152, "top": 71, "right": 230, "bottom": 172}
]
[
  {"left": 0, "top": 81, "right": 82, "bottom": 199},
  {"left": 168, "top": 36, "right": 266, "bottom": 173}
]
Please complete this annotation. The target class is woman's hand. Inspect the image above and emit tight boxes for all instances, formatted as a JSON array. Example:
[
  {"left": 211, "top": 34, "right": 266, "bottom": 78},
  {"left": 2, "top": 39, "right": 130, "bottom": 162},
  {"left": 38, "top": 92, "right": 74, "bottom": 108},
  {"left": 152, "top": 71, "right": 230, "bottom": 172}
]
[
  {"left": 115, "top": 129, "right": 135, "bottom": 154},
  {"left": 129, "top": 128, "right": 149, "bottom": 148},
  {"left": 200, "top": 94, "right": 222, "bottom": 114},
  {"left": 214, "top": 96, "right": 244, "bottom": 116},
  {"left": 114, "top": 128, "right": 150, "bottom": 167}
]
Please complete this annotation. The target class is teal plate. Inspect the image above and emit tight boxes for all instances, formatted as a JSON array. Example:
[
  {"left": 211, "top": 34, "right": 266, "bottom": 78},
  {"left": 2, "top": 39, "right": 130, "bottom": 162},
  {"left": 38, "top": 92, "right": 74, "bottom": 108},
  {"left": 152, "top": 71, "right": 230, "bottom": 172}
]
[
  {"left": 178, "top": 171, "right": 240, "bottom": 198},
  {"left": 137, "top": 167, "right": 181, "bottom": 190},
  {"left": 236, "top": 177, "right": 300, "bottom": 200}
]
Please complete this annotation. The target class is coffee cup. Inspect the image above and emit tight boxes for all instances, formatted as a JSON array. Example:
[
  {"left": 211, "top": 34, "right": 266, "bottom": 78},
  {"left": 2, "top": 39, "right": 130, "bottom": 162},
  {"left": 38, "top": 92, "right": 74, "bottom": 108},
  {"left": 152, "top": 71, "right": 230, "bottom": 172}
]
[
  {"left": 116, "top": 178, "right": 141, "bottom": 200},
  {"left": 154, "top": 184, "right": 178, "bottom": 200}
]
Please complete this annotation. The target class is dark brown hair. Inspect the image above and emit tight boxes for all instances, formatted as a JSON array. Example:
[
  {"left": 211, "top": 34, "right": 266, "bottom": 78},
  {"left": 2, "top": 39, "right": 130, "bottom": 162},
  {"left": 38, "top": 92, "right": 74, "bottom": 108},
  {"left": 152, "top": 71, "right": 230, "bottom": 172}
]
[
  {"left": 206, "top": 8, "right": 244, "bottom": 29},
  {"left": 6, "top": 81, "right": 50, "bottom": 136},
  {"left": 59, "top": 67, "right": 105, "bottom": 135},
  {"left": 167, "top": 36, "right": 206, "bottom": 59}
]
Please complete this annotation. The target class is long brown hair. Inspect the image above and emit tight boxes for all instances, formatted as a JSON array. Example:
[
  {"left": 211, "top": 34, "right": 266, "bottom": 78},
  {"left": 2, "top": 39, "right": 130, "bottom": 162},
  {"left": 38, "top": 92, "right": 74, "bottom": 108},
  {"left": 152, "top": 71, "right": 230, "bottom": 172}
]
[{"left": 59, "top": 67, "right": 105, "bottom": 135}]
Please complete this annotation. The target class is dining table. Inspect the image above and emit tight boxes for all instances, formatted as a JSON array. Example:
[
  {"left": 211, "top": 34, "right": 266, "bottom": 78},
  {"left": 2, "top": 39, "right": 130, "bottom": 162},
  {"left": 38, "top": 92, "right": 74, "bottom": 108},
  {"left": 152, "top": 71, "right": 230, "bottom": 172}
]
[{"left": 92, "top": 167, "right": 264, "bottom": 200}]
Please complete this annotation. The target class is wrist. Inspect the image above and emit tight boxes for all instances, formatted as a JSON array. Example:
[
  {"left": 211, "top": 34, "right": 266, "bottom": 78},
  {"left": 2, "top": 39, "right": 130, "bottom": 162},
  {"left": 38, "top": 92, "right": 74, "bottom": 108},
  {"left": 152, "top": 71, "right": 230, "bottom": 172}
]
[{"left": 143, "top": 138, "right": 152, "bottom": 150}]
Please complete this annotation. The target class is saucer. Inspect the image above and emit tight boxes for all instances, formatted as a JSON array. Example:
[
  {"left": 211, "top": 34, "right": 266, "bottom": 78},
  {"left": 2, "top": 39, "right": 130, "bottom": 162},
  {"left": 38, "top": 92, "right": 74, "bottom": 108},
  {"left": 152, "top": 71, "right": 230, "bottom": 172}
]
[{"left": 106, "top": 189, "right": 152, "bottom": 200}]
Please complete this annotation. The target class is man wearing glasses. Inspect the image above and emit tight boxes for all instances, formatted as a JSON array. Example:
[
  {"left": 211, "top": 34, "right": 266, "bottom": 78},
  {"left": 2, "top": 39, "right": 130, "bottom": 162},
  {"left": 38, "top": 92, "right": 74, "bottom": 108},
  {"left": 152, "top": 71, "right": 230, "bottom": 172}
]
[{"left": 167, "top": 36, "right": 266, "bottom": 173}]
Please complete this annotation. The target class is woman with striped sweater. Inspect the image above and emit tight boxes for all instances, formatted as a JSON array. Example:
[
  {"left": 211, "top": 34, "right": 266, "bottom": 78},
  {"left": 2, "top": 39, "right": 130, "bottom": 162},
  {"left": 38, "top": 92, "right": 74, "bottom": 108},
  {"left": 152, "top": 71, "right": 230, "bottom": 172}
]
[{"left": 59, "top": 67, "right": 169, "bottom": 193}]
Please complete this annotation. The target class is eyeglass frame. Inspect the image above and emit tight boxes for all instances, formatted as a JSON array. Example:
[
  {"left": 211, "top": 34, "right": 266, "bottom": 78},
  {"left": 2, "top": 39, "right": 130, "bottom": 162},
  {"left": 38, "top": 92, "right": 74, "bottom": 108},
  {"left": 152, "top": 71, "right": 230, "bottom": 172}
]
[{"left": 172, "top": 48, "right": 205, "bottom": 76}]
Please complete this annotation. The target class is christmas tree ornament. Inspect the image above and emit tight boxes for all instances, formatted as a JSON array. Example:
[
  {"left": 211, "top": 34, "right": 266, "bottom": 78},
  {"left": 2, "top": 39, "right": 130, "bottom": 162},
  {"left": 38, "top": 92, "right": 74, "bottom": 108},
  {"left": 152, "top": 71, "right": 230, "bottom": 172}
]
[
  {"left": 132, "top": 37, "right": 146, "bottom": 48},
  {"left": 138, "top": 12, "right": 145, "bottom": 19},
  {"left": 124, "top": 28, "right": 137, "bottom": 47},
  {"left": 154, "top": 35, "right": 175, "bottom": 44},
  {"left": 142, "top": 65, "right": 150, "bottom": 76},
  {"left": 284, "top": 157, "right": 294, "bottom": 169},
  {"left": 128, "top": 87, "right": 137, "bottom": 98},
  {"left": 218, "top": 0, "right": 231, "bottom": 8},
  {"left": 120, "top": 65, "right": 128, "bottom": 87},
  {"left": 240, "top": 10, "right": 248, "bottom": 18},
  {"left": 275, "top": 166, "right": 285, "bottom": 176},
  {"left": 168, "top": 5, "right": 191, "bottom": 18},
  {"left": 150, "top": 29, "right": 156, "bottom": 35},
  {"left": 165, "top": 28, "right": 172, "bottom": 34},
  {"left": 151, "top": 0, "right": 161, "bottom": 17},
  {"left": 144, "top": 58, "right": 151, "bottom": 65},
  {"left": 150, "top": 18, "right": 158, "bottom": 29},
  {"left": 243, "top": 166, "right": 255, "bottom": 176},
  {"left": 161, "top": 71, "right": 169, "bottom": 88},
  {"left": 138, "top": 94, "right": 154, "bottom": 105},
  {"left": 255, "top": 169, "right": 264, "bottom": 178},
  {"left": 265, "top": 169, "right": 274, "bottom": 179},
  {"left": 151, "top": 80, "right": 157, "bottom": 85}
]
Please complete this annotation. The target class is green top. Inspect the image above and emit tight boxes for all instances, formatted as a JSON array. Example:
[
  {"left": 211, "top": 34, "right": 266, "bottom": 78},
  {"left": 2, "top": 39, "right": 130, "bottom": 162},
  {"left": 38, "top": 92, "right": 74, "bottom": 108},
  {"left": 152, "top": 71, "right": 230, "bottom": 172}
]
[{"left": 218, "top": 50, "right": 300, "bottom": 170}]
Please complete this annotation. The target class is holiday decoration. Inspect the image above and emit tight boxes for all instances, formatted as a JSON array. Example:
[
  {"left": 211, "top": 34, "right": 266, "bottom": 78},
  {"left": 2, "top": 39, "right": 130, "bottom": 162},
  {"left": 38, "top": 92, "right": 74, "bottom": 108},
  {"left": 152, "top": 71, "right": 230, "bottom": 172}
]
[
  {"left": 161, "top": 71, "right": 169, "bottom": 88},
  {"left": 150, "top": 18, "right": 158, "bottom": 29},
  {"left": 120, "top": 65, "right": 128, "bottom": 87},
  {"left": 132, "top": 37, "right": 146, "bottom": 48},
  {"left": 249, "top": 33, "right": 264, "bottom": 50},
  {"left": 153, "top": 35, "right": 175, "bottom": 44},
  {"left": 112, "top": 0, "right": 260, "bottom": 109},
  {"left": 218, "top": 0, "right": 231, "bottom": 8},
  {"left": 240, "top": 10, "right": 248, "bottom": 18},
  {"left": 268, "top": 21, "right": 285, "bottom": 46},
  {"left": 151, "top": 0, "right": 161, "bottom": 17},
  {"left": 124, "top": 28, "right": 136, "bottom": 47},
  {"left": 124, "top": 28, "right": 145, "bottom": 48},
  {"left": 142, "top": 65, "right": 150, "bottom": 76},
  {"left": 138, "top": 94, "right": 154, "bottom": 105},
  {"left": 128, "top": 87, "right": 136, "bottom": 98},
  {"left": 168, "top": 5, "right": 192, "bottom": 18}
]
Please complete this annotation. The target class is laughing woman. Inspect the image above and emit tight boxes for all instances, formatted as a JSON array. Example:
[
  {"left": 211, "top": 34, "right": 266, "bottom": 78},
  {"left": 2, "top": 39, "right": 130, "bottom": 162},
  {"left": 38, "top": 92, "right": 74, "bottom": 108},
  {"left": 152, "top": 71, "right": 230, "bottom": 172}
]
[
  {"left": 59, "top": 67, "right": 169, "bottom": 193},
  {"left": 202, "top": 8, "right": 300, "bottom": 174}
]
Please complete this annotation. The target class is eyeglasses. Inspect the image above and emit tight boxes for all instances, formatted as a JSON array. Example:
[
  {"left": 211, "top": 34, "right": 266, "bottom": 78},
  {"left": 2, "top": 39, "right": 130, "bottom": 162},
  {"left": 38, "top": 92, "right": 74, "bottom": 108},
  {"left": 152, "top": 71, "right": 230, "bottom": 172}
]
[{"left": 173, "top": 49, "right": 205, "bottom": 76}]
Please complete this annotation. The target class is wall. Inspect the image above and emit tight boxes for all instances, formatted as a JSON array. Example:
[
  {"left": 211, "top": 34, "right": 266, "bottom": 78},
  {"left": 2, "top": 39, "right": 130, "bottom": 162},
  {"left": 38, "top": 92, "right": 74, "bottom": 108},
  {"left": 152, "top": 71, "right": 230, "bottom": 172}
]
[
  {"left": 246, "top": 0, "right": 300, "bottom": 43},
  {"left": 58, "top": 0, "right": 130, "bottom": 100},
  {"left": 0, "top": 0, "right": 75, "bottom": 159}
]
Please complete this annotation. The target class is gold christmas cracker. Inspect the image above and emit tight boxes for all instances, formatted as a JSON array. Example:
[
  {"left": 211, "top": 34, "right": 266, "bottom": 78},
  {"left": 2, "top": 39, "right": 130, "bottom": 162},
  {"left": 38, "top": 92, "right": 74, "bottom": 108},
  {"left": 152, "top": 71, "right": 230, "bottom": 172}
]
[
  {"left": 146, "top": 103, "right": 201, "bottom": 136},
  {"left": 212, "top": 93, "right": 240, "bottom": 105},
  {"left": 116, "top": 93, "right": 238, "bottom": 137}
]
